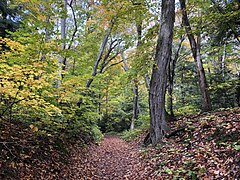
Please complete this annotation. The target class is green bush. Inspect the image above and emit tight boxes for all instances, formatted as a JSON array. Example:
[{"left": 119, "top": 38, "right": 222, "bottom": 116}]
[
  {"left": 175, "top": 105, "right": 200, "bottom": 115},
  {"left": 135, "top": 114, "right": 150, "bottom": 129},
  {"left": 121, "top": 129, "right": 143, "bottom": 141},
  {"left": 91, "top": 125, "right": 103, "bottom": 142}
]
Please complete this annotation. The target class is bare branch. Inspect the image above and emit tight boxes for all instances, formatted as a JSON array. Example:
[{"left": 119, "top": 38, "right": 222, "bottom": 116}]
[
  {"left": 67, "top": 0, "right": 78, "bottom": 50},
  {"left": 84, "top": 22, "right": 114, "bottom": 89},
  {"left": 103, "top": 60, "right": 124, "bottom": 73}
]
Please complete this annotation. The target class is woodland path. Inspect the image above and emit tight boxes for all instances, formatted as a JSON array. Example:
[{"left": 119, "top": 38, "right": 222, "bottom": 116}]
[{"left": 69, "top": 136, "right": 149, "bottom": 179}]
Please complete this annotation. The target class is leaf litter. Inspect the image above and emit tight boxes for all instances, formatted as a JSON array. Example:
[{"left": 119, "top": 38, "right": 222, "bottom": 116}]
[{"left": 1, "top": 108, "right": 240, "bottom": 179}]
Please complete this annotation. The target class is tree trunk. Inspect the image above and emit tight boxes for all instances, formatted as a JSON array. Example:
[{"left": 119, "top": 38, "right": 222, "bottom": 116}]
[
  {"left": 168, "top": 36, "right": 185, "bottom": 117},
  {"left": 121, "top": 22, "right": 143, "bottom": 130},
  {"left": 130, "top": 80, "right": 138, "bottom": 130},
  {"left": 57, "top": 0, "right": 67, "bottom": 88},
  {"left": 146, "top": 0, "right": 175, "bottom": 146},
  {"left": 130, "top": 22, "right": 142, "bottom": 130},
  {"left": 85, "top": 23, "right": 113, "bottom": 88},
  {"left": 196, "top": 34, "right": 211, "bottom": 111},
  {"left": 179, "top": 0, "right": 212, "bottom": 112},
  {"left": 236, "top": 70, "right": 240, "bottom": 107},
  {"left": 180, "top": 68, "right": 185, "bottom": 104},
  {"left": 121, "top": 51, "right": 140, "bottom": 130},
  {"left": 221, "top": 43, "right": 226, "bottom": 81},
  {"left": 168, "top": 80, "right": 174, "bottom": 116},
  {"left": 145, "top": 74, "right": 150, "bottom": 91}
]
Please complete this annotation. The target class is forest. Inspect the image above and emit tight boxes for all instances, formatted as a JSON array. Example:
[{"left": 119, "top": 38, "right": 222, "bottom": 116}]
[{"left": 0, "top": 0, "right": 239, "bottom": 179}]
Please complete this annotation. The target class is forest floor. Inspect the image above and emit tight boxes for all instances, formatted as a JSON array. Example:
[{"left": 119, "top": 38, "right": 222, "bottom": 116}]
[
  {"left": 69, "top": 106, "right": 240, "bottom": 179},
  {"left": 1, "top": 108, "right": 240, "bottom": 179},
  {"left": 69, "top": 135, "right": 147, "bottom": 179}
]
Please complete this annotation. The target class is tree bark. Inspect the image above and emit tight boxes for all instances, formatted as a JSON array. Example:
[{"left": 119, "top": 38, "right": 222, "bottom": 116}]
[
  {"left": 221, "top": 43, "right": 226, "bottom": 81},
  {"left": 146, "top": 0, "right": 175, "bottom": 146},
  {"left": 237, "top": 73, "right": 240, "bottom": 107},
  {"left": 179, "top": 0, "right": 212, "bottom": 112},
  {"left": 56, "top": 0, "right": 67, "bottom": 88},
  {"left": 145, "top": 74, "right": 150, "bottom": 91},
  {"left": 63, "top": 0, "right": 78, "bottom": 73}
]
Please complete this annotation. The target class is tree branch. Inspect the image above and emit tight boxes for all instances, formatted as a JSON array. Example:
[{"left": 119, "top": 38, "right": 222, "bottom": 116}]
[
  {"left": 103, "top": 60, "right": 124, "bottom": 73},
  {"left": 67, "top": 0, "right": 78, "bottom": 50}
]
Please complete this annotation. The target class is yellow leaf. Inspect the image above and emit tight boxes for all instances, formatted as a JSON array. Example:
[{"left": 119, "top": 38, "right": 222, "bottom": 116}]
[
  {"left": 29, "top": 124, "right": 34, "bottom": 129},
  {"left": 10, "top": 162, "right": 16, "bottom": 168},
  {"left": 33, "top": 126, "right": 38, "bottom": 132},
  {"left": 29, "top": 124, "right": 38, "bottom": 132}
]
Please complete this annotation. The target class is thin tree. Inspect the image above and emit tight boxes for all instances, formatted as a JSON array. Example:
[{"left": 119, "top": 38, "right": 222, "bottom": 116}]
[
  {"left": 57, "top": 0, "right": 67, "bottom": 88},
  {"left": 168, "top": 36, "right": 185, "bottom": 117},
  {"left": 179, "top": 0, "right": 212, "bottom": 111},
  {"left": 121, "top": 22, "right": 142, "bottom": 130}
]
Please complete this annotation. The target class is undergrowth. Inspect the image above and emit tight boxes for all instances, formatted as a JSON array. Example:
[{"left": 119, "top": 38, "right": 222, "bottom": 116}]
[
  {"left": 121, "top": 128, "right": 144, "bottom": 142},
  {"left": 138, "top": 108, "right": 240, "bottom": 179}
]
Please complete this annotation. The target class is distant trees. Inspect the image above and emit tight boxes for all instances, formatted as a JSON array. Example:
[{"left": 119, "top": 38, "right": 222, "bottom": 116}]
[
  {"left": 0, "top": 0, "right": 21, "bottom": 38},
  {"left": 0, "top": 0, "right": 239, "bottom": 145},
  {"left": 179, "top": 0, "right": 212, "bottom": 112}
]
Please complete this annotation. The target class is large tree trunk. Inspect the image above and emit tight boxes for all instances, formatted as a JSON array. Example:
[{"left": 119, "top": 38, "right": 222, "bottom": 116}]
[
  {"left": 146, "top": 0, "right": 175, "bottom": 146},
  {"left": 179, "top": 0, "right": 212, "bottom": 112}
]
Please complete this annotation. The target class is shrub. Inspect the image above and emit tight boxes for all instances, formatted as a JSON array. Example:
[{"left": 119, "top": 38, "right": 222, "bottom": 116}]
[{"left": 121, "top": 129, "right": 143, "bottom": 141}]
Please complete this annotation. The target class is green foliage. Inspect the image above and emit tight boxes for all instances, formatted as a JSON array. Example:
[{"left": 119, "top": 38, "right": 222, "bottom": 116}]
[
  {"left": 187, "top": 170, "right": 198, "bottom": 180},
  {"left": 91, "top": 125, "right": 104, "bottom": 142},
  {"left": 175, "top": 105, "right": 200, "bottom": 115},
  {"left": 170, "top": 45, "right": 202, "bottom": 115},
  {"left": 135, "top": 114, "right": 150, "bottom": 129},
  {"left": 121, "top": 129, "right": 143, "bottom": 141},
  {"left": 1, "top": 0, "right": 240, "bottom": 148},
  {"left": 233, "top": 142, "right": 240, "bottom": 151},
  {"left": 202, "top": 0, "right": 240, "bottom": 45},
  {"left": 0, "top": 0, "right": 101, "bottom": 143},
  {"left": 210, "top": 80, "right": 237, "bottom": 108},
  {"left": 1, "top": 1, "right": 240, "bottom": 179}
]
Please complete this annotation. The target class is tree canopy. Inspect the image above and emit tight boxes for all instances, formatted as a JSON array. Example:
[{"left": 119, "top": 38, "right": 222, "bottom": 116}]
[
  {"left": 1, "top": 0, "right": 240, "bottom": 179},
  {"left": 0, "top": 0, "right": 239, "bottom": 150}
]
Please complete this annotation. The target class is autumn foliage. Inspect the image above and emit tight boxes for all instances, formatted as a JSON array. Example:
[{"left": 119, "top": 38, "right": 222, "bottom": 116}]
[{"left": 0, "top": 0, "right": 240, "bottom": 179}]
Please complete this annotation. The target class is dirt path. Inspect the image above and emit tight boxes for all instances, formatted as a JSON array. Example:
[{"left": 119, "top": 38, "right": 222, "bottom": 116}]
[{"left": 69, "top": 136, "right": 147, "bottom": 179}]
